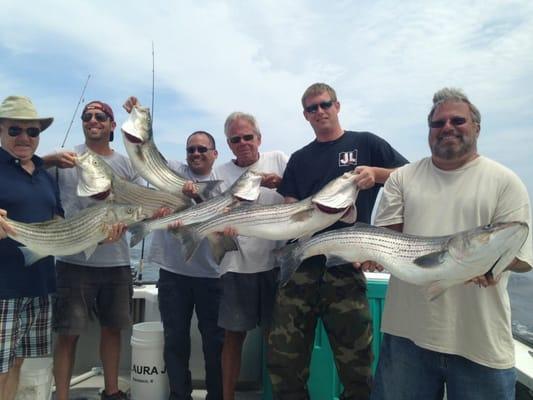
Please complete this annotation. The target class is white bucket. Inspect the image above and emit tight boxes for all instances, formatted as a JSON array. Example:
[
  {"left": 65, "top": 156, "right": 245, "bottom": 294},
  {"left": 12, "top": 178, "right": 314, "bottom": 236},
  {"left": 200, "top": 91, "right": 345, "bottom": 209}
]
[
  {"left": 15, "top": 357, "right": 53, "bottom": 400},
  {"left": 130, "top": 321, "right": 169, "bottom": 400}
]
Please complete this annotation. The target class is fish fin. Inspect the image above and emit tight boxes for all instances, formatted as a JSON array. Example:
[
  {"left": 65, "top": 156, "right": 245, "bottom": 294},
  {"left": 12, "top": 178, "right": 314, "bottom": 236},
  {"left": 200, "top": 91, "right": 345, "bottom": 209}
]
[
  {"left": 325, "top": 255, "right": 351, "bottom": 268},
  {"left": 413, "top": 250, "right": 449, "bottom": 267},
  {"left": 196, "top": 180, "right": 223, "bottom": 201},
  {"left": 206, "top": 233, "right": 239, "bottom": 264},
  {"left": 274, "top": 242, "right": 303, "bottom": 287},
  {"left": 19, "top": 247, "right": 47, "bottom": 267},
  {"left": 290, "top": 208, "right": 315, "bottom": 223},
  {"left": 339, "top": 206, "right": 357, "bottom": 224},
  {"left": 489, "top": 250, "right": 516, "bottom": 278},
  {"left": 424, "top": 279, "right": 461, "bottom": 301},
  {"left": 129, "top": 222, "right": 149, "bottom": 247},
  {"left": 83, "top": 245, "right": 98, "bottom": 260},
  {"left": 172, "top": 226, "right": 203, "bottom": 261}
]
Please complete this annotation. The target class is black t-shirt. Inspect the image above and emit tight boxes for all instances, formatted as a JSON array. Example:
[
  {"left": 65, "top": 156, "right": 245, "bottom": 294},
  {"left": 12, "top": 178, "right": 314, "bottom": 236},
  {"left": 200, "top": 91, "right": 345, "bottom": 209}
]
[{"left": 278, "top": 131, "right": 408, "bottom": 230}]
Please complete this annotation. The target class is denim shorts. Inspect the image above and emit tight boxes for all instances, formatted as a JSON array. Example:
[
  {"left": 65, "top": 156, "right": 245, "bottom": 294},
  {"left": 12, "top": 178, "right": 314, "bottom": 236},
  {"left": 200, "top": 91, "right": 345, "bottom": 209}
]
[
  {"left": 218, "top": 269, "right": 278, "bottom": 332},
  {"left": 0, "top": 296, "right": 52, "bottom": 373},
  {"left": 371, "top": 333, "right": 516, "bottom": 400},
  {"left": 53, "top": 261, "right": 133, "bottom": 335}
]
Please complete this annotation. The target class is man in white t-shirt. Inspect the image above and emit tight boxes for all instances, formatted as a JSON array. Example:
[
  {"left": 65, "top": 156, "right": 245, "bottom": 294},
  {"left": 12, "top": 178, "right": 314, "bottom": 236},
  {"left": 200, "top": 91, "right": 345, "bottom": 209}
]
[
  {"left": 370, "top": 88, "right": 533, "bottom": 400},
  {"left": 43, "top": 101, "right": 138, "bottom": 400},
  {"left": 215, "top": 112, "right": 288, "bottom": 400}
]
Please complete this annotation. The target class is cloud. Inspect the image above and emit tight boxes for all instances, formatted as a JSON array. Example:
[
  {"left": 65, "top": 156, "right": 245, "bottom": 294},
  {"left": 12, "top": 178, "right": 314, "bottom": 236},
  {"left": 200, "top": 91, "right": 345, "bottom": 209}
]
[{"left": 1, "top": 0, "right": 532, "bottom": 194}]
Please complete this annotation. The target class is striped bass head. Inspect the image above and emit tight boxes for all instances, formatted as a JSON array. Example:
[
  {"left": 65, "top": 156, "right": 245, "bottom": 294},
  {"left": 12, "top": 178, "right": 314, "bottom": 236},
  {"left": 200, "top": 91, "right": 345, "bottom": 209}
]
[
  {"left": 446, "top": 221, "right": 529, "bottom": 267},
  {"left": 76, "top": 151, "right": 112, "bottom": 197},
  {"left": 121, "top": 105, "right": 153, "bottom": 144},
  {"left": 229, "top": 170, "right": 263, "bottom": 201},
  {"left": 106, "top": 204, "right": 148, "bottom": 225},
  {"left": 311, "top": 170, "right": 359, "bottom": 210}
]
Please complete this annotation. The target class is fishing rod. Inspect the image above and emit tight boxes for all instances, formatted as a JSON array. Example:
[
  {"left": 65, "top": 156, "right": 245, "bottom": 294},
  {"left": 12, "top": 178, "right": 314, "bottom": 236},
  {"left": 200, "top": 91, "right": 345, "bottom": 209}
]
[
  {"left": 135, "top": 41, "right": 156, "bottom": 285},
  {"left": 60, "top": 74, "right": 91, "bottom": 149},
  {"left": 55, "top": 74, "right": 91, "bottom": 184}
]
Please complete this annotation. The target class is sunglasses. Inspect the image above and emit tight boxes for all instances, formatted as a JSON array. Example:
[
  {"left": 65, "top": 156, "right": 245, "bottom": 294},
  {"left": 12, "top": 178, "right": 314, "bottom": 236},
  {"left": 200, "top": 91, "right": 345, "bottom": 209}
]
[
  {"left": 7, "top": 126, "right": 41, "bottom": 138},
  {"left": 81, "top": 112, "right": 110, "bottom": 123},
  {"left": 186, "top": 145, "right": 213, "bottom": 154},
  {"left": 429, "top": 117, "right": 467, "bottom": 129},
  {"left": 304, "top": 100, "right": 334, "bottom": 114},
  {"left": 229, "top": 134, "right": 255, "bottom": 144}
]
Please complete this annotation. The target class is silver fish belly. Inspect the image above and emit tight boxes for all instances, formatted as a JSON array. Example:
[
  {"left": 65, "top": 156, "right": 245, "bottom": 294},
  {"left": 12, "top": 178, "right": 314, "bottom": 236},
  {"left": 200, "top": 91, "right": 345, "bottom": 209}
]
[
  {"left": 76, "top": 151, "right": 194, "bottom": 215},
  {"left": 276, "top": 222, "right": 529, "bottom": 299},
  {"left": 7, "top": 204, "right": 147, "bottom": 266},
  {"left": 121, "top": 105, "right": 220, "bottom": 200},
  {"left": 174, "top": 170, "right": 360, "bottom": 263},
  {"left": 128, "top": 169, "right": 263, "bottom": 247}
]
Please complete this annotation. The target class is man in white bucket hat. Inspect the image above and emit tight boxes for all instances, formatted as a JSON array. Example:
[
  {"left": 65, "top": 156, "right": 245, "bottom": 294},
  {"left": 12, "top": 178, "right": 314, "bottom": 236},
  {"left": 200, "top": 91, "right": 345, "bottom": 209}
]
[{"left": 0, "top": 96, "right": 62, "bottom": 400}]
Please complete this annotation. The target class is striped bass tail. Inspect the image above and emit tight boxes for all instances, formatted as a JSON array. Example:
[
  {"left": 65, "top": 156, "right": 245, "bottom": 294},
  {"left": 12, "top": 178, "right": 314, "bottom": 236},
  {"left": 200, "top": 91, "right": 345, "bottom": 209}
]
[
  {"left": 172, "top": 225, "right": 238, "bottom": 264},
  {"left": 275, "top": 241, "right": 303, "bottom": 286},
  {"left": 172, "top": 225, "right": 203, "bottom": 261},
  {"left": 206, "top": 234, "right": 238, "bottom": 264},
  {"left": 129, "top": 222, "right": 150, "bottom": 248},
  {"left": 19, "top": 247, "right": 48, "bottom": 267},
  {"left": 197, "top": 180, "right": 223, "bottom": 201}
]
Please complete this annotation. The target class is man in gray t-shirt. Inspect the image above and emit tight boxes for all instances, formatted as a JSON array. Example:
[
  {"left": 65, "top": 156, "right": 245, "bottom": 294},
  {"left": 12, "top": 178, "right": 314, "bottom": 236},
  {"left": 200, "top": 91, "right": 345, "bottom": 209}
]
[{"left": 43, "top": 100, "right": 137, "bottom": 400}]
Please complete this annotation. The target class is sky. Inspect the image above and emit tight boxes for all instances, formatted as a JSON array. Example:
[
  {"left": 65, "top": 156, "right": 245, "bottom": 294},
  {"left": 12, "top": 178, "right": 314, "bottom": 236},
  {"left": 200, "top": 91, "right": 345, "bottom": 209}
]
[{"left": 1, "top": 0, "right": 533, "bottom": 197}]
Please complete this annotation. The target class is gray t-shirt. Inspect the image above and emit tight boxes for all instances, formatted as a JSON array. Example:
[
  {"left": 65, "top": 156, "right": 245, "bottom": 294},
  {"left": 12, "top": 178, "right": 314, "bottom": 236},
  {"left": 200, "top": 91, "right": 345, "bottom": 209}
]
[
  {"left": 55, "top": 143, "right": 141, "bottom": 267},
  {"left": 147, "top": 160, "right": 222, "bottom": 278}
]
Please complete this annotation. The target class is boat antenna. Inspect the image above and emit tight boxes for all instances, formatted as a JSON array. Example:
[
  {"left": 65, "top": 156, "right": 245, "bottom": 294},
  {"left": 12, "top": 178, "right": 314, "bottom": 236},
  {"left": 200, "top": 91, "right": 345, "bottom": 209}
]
[
  {"left": 135, "top": 42, "right": 155, "bottom": 285},
  {"left": 60, "top": 74, "right": 91, "bottom": 148}
]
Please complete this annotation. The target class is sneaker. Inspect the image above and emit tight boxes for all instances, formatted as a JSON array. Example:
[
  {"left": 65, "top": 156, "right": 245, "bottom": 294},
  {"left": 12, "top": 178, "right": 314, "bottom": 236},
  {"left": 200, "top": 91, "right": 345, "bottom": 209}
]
[{"left": 100, "top": 389, "right": 128, "bottom": 400}]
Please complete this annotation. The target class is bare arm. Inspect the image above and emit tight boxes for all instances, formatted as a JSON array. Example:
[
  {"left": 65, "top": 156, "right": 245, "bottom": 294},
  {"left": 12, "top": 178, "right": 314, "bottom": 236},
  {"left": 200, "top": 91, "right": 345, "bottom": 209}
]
[
  {"left": 41, "top": 151, "right": 77, "bottom": 169},
  {"left": 354, "top": 166, "right": 400, "bottom": 189}
]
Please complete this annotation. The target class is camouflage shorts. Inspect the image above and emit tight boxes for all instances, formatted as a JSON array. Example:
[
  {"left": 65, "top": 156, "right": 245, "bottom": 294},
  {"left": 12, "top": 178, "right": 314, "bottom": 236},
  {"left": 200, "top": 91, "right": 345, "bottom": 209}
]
[{"left": 267, "top": 256, "right": 373, "bottom": 400}]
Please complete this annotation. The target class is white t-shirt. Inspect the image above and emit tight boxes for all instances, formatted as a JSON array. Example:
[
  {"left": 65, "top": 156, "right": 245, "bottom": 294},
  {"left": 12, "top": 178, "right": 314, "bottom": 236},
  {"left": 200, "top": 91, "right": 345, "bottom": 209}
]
[
  {"left": 148, "top": 160, "right": 221, "bottom": 278},
  {"left": 55, "top": 144, "right": 142, "bottom": 267},
  {"left": 374, "top": 156, "right": 533, "bottom": 369},
  {"left": 215, "top": 151, "right": 288, "bottom": 274}
]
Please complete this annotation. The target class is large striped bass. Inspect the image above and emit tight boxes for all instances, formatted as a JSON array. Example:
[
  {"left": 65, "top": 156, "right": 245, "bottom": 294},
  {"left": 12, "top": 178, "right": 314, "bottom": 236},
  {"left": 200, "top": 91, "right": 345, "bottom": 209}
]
[
  {"left": 174, "top": 170, "right": 360, "bottom": 263},
  {"left": 128, "top": 169, "right": 263, "bottom": 247},
  {"left": 5, "top": 204, "right": 147, "bottom": 266},
  {"left": 76, "top": 151, "right": 193, "bottom": 215},
  {"left": 121, "top": 105, "right": 221, "bottom": 200},
  {"left": 275, "top": 222, "right": 529, "bottom": 299}
]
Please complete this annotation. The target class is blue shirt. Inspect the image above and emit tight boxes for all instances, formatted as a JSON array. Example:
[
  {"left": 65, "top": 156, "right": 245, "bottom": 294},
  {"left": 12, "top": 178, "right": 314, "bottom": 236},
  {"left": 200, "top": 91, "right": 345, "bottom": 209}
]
[{"left": 0, "top": 147, "right": 63, "bottom": 299}]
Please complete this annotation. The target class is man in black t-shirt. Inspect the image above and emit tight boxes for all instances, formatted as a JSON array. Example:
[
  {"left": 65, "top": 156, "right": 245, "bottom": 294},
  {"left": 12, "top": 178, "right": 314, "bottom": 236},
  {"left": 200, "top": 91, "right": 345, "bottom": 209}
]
[{"left": 266, "top": 83, "right": 407, "bottom": 400}]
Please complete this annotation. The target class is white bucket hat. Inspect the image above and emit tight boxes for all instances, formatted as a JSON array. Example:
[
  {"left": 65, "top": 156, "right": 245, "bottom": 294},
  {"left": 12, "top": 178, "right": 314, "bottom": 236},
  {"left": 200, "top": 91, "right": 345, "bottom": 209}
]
[{"left": 0, "top": 96, "right": 53, "bottom": 131}]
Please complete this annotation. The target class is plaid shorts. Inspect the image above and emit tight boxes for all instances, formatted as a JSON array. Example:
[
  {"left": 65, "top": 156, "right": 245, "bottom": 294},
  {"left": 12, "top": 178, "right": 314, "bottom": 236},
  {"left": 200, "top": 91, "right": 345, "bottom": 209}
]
[{"left": 0, "top": 296, "right": 52, "bottom": 373}]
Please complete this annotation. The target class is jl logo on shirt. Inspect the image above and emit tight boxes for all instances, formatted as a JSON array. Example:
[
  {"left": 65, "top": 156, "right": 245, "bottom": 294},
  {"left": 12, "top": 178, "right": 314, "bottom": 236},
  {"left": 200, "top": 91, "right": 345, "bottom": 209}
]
[{"left": 338, "top": 150, "right": 358, "bottom": 167}]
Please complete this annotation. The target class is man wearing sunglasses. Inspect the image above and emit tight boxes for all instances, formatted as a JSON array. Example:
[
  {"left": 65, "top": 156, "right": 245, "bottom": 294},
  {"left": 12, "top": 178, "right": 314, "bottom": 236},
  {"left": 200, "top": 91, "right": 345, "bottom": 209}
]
[
  {"left": 123, "top": 95, "right": 226, "bottom": 400},
  {"left": 215, "top": 111, "right": 288, "bottom": 400},
  {"left": 368, "top": 88, "right": 532, "bottom": 400},
  {"left": 267, "top": 83, "right": 408, "bottom": 400},
  {"left": 0, "top": 96, "right": 62, "bottom": 400},
  {"left": 43, "top": 100, "right": 140, "bottom": 400},
  {"left": 148, "top": 130, "right": 225, "bottom": 400}
]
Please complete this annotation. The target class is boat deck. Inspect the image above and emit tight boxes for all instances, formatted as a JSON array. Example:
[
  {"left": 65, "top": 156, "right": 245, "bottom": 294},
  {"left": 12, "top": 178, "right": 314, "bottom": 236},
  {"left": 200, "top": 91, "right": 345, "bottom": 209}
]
[{"left": 52, "top": 373, "right": 262, "bottom": 399}]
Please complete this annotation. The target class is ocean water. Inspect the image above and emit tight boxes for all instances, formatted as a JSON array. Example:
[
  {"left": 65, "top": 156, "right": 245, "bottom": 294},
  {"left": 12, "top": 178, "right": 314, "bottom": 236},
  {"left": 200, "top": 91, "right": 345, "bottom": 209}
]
[{"left": 130, "top": 245, "right": 533, "bottom": 346}]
